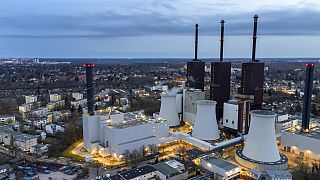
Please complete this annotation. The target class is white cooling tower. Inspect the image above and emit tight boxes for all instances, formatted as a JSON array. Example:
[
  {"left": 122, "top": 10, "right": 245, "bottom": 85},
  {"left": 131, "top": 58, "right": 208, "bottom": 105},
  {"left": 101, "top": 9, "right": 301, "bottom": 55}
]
[
  {"left": 243, "top": 110, "right": 280, "bottom": 162},
  {"left": 159, "top": 94, "right": 180, "bottom": 127},
  {"left": 192, "top": 100, "right": 220, "bottom": 140}
]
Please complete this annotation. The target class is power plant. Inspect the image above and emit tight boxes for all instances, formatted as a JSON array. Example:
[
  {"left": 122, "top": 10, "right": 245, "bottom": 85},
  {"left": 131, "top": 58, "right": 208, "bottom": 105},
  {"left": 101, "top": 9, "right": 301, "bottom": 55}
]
[
  {"left": 186, "top": 24, "right": 205, "bottom": 91},
  {"left": 236, "top": 110, "right": 288, "bottom": 171},
  {"left": 210, "top": 20, "right": 231, "bottom": 121},
  {"left": 192, "top": 100, "right": 220, "bottom": 141},
  {"left": 159, "top": 93, "right": 180, "bottom": 127},
  {"left": 238, "top": 15, "right": 264, "bottom": 110},
  {"left": 79, "top": 14, "right": 301, "bottom": 179}
]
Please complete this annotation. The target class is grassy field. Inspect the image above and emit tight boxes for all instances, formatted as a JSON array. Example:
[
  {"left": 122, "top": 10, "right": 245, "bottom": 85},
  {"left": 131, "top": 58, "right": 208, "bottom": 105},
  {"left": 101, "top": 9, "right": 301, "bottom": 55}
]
[{"left": 62, "top": 140, "right": 85, "bottom": 162}]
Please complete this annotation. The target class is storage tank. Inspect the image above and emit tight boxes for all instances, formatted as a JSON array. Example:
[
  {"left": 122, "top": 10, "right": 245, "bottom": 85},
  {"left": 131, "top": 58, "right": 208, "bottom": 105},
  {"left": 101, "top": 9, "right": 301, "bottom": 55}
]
[
  {"left": 192, "top": 100, "right": 220, "bottom": 140},
  {"left": 159, "top": 94, "right": 180, "bottom": 126}
]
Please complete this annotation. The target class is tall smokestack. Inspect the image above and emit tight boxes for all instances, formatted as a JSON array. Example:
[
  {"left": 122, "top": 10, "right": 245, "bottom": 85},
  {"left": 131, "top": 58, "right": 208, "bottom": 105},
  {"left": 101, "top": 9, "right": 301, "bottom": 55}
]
[
  {"left": 84, "top": 63, "right": 95, "bottom": 115},
  {"left": 302, "top": 63, "right": 315, "bottom": 132},
  {"left": 194, "top": 24, "right": 199, "bottom": 61},
  {"left": 251, "top": 15, "right": 258, "bottom": 62},
  {"left": 220, "top": 20, "right": 225, "bottom": 62}
]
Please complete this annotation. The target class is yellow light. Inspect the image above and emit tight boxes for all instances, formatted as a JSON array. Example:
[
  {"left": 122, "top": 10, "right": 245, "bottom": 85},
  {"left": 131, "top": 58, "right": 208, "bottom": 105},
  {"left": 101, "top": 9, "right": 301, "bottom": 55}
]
[{"left": 207, "top": 163, "right": 212, "bottom": 168}]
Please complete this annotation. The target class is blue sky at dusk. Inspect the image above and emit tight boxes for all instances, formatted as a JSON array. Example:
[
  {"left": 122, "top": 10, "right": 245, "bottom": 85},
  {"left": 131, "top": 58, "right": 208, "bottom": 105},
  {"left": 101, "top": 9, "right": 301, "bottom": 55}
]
[{"left": 1, "top": 0, "right": 320, "bottom": 58}]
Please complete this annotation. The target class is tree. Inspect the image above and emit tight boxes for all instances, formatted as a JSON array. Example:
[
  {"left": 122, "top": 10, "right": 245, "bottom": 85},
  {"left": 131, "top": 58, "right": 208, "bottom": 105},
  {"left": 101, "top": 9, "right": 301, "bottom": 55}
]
[
  {"left": 267, "top": 89, "right": 273, "bottom": 96},
  {"left": 140, "top": 145, "right": 146, "bottom": 157},
  {"left": 78, "top": 105, "right": 83, "bottom": 113},
  {"left": 311, "top": 103, "right": 318, "bottom": 116},
  {"left": 175, "top": 146, "right": 187, "bottom": 161},
  {"left": 296, "top": 103, "right": 302, "bottom": 113},
  {"left": 148, "top": 144, "right": 158, "bottom": 155},
  {"left": 123, "top": 150, "right": 131, "bottom": 165},
  {"left": 311, "top": 162, "right": 320, "bottom": 177}
]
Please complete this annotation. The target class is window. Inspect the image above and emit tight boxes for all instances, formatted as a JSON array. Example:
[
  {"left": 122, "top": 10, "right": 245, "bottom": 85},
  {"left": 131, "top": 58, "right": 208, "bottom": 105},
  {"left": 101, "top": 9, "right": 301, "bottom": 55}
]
[
  {"left": 232, "top": 121, "right": 234, "bottom": 124},
  {"left": 226, "top": 119, "right": 228, "bottom": 123}
]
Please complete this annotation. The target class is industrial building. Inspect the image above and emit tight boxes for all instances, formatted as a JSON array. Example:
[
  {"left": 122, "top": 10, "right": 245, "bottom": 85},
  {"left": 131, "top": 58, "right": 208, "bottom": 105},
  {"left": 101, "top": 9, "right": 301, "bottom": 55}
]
[
  {"left": 211, "top": 62, "right": 231, "bottom": 121},
  {"left": 187, "top": 61, "right": 205, "bottom": 91},
  {"left": 210, "top": 20, "right": 231, "bottom": 121},
  {"left": 223, "top": 99, "right": 251, "bottom": 134},
  {"left": 186, "top": 24, "right": 205, "bottom": 91},
  {"left": 201, "top": 157, "right": 240, "bottom": 180},
  {"left": 82, "top": 110, "right": 170, "bottom": 158},
  {"left": 235, "top": 110, "right": 288, "bottom": 171},
  {"left": 238, "top": 15, "right": 264, "bottom": 110},
  {"left": 181, "top": 89, "right": 205, "bottom": 124},
  {"left": 82, "top": 64, "right": 170, "bottom": 158},
  {"left": 280, "top": 63, "right": 320, "bottom": 161},
  {"left": 281, "top": 128, "right": 320, "bottom": 161},
  {"left": 192, "top": 100, "right": 220, "bottom": 141},
  {"left": 238, "top": 62, "right": 264, "bottom": 110}
]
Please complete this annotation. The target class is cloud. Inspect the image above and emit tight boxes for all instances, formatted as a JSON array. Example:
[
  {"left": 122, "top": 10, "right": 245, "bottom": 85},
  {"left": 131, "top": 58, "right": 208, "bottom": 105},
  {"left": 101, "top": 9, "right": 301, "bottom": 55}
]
[{"left": 0, "top": 1, "right": 320, "bottom": 38}]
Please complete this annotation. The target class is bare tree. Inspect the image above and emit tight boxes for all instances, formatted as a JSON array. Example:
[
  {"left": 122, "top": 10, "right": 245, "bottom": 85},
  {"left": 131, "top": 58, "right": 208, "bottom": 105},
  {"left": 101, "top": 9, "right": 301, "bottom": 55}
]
[{"left": 123, "top": 150, "right": 131, "bottom": 165}]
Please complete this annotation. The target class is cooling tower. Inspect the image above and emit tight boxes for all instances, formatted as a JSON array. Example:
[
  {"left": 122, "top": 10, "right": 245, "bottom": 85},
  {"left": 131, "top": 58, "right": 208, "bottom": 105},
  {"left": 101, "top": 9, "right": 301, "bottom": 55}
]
[
  {"left": 192, "top": 100, "right": 220, "bottom": 140},
  {"left": 159, "top": 94, "right": 180, "bottom": 127},
  {"left": 236, "top": 110, "right": 288, "bottom": 171},
  {"left": 243, "top": 110, "right": 279, "bottom": 162}
]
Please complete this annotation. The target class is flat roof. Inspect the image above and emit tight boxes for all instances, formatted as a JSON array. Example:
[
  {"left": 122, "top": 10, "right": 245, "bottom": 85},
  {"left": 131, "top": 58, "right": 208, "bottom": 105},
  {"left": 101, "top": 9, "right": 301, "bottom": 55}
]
[
  {"left": 119, "top": 165, "right": 156, "bottom": 179},
  {"left": 106, "top": 174, "right": 124, "bottom": 180},
  {"left": 203, "top": 157, "right": 238, "bottom": 171},
  {"left": 153, "top": 163, "right": 178, "bottom": 176},
  {"left": 291, "top": 126, "right": 320, "bottom": 140},
  {"left": 15, "top": 133, "right": 37, "bottom": 141},
  {"left": 266, "top": 170, "right": 292, "bottom": 178}
]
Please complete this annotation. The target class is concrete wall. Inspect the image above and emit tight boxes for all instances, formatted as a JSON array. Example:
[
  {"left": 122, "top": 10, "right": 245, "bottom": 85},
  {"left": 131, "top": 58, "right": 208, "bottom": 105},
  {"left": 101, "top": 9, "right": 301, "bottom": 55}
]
[
  {"left": 83, "top": 115, "right": 100, "bottom": 151},
  {"left": 223, "top": 103, "right": 238, "bottom": 130},
  {"left": 103, "top": 122, "right": 159, "bottom": 156},
  {"left": 153, "top": 121, "right": 170, "bottom": 138},
  {"left": 281, "top": 131, "right": 320, "bottom": 160},
  {"left": 183, "top": 90, "right": 205, "bottom": 124}
]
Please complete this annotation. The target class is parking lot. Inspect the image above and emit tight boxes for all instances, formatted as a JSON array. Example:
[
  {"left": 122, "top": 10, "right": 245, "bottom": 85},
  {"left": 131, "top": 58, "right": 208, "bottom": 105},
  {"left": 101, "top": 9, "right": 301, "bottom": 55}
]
[{"left": 16, "top": 161, "right": 88, "bottom": 179}]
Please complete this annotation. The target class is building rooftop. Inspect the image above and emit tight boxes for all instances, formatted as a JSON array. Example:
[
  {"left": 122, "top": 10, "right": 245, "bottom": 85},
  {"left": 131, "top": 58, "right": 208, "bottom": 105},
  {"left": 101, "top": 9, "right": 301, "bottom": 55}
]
[
  {"left": 153, "top": 162, "right": 178, "bottom": 176},
  {"left": 152, "top": 160, "right": 187, "bottom": 177},
  {"left": 289, "top": 126, "right": 320, "bottom": 140},
  {"left": 202, "top": 157, "right": 238, "bottom": 171},
  {"left": 110, "top": 119, "right": 151, "bottom": 129},
  {"left": 119, "top": 165, "right": 157, "bottom": 179},
  {"left": 105, "top": 174, "right": 124, "bottom": 180},
  {"left": 15, "top": 133, "right": 37, "bottom": 141},
  {"left": 266, "top": 170, "right": 292, "bottom": 179}
]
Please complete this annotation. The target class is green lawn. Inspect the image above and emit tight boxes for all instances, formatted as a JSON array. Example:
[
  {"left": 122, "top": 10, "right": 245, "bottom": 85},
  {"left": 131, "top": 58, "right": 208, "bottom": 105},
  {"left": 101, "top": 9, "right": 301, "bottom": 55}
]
[{"left": 62, "top": 140, "right": 85, "bottom": 162}]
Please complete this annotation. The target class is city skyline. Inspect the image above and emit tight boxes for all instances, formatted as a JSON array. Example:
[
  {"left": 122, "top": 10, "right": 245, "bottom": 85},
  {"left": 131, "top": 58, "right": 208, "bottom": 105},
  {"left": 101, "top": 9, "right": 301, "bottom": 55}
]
[{"left": 1, "top": 0, "right": 320, "bottom": 58}]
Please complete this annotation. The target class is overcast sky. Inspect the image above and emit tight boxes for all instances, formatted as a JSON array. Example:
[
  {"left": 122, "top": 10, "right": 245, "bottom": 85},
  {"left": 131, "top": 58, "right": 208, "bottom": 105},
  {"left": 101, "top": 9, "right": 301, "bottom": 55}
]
[{"left": 1, "top": 0, "right": 320, "bottom": 58}]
